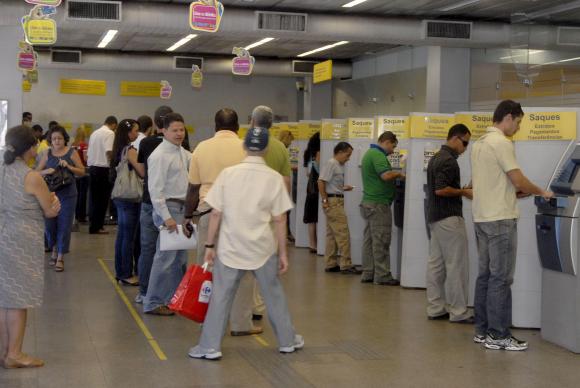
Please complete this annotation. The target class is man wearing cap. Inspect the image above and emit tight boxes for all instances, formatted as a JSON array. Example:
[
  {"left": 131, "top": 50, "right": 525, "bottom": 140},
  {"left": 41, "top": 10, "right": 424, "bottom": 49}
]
[{"left": 189, "top": 110, "right": 303, "bottom": 360}]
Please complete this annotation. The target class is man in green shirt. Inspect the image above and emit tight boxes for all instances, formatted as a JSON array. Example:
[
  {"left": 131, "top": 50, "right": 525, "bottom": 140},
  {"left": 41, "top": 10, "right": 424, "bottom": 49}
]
[{"left": 360, "top": 131, "right": 405, "bottom": 285}]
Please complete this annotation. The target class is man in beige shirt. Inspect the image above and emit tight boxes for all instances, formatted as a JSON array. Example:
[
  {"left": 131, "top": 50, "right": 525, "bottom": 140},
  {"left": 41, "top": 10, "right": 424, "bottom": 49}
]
[{"left": 471, "top": 100, "right": 553, "bottom": 351}]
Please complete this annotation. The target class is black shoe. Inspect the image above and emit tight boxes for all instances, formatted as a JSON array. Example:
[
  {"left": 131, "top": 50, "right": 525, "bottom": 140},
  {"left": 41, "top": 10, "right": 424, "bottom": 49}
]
[
  {"left": 428, "top": 312, "right": 450, "bottom": 320},
  {"left": 252, "top": 314, "right": 263, "bottom": 321},
  {"left": 325, "top": 266, "right": 341, "bottom": 273},
  {"left": 374, "top": 279, "right": 400, "bottom": 286},
  {"left": 451, "top": 316, "right": 475, "bottom": 324},
  {"left": 341, "top": 267, "right": 362, "bottom": 275},
  {"left": 360, "top": 278, "right": 373, "bottom": 283}
]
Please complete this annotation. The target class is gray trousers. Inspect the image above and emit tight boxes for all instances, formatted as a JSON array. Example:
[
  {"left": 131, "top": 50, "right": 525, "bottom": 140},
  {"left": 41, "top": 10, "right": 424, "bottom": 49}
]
[
  {"left": 426, "top": 216, "right": 471, "bottom": 321},
  {"left": 360, "top": 202, "right": 393, "bottom": 282},
  {"left": 199, "top": 255, "right": 296, "bottom": 351}
]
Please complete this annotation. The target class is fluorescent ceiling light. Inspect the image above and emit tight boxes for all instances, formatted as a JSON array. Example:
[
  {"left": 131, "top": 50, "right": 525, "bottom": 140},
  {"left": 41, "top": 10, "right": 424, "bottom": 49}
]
[
  {"left": 97, "top": 30, "right": 118, "bottom": 48},
  {"left": 297, "top": 41, "right": 349, "bottom": 58},
  {"left": 166, "top": 34, "right": 198, "bottom": 52},
  {"left": 244, "top": 37, "right": 275, "bottom": 51},
  {"left": 499, "top": 50, "right": 543, "bottom": 60},
  {"left": 527, "top": 0, "right": 580, "bottom": 19},
  {"left": 342, "top": 0, "right": 369, "bottom": 7},
  {"left": 439, "top": 0, "right": 480, "bottom": 12}
]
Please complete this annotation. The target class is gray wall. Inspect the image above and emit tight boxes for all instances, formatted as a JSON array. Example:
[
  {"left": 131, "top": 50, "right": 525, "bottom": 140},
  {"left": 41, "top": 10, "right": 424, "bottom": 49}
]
[
  {"left": 0, "top": 26, "right": 23, "bottom": 141},
  {"left": 23, "top": 69, "right": 298, "bottom": 144}
]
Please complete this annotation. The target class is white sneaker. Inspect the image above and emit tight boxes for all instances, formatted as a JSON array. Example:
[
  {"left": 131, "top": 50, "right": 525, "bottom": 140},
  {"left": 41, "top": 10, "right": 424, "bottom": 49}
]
[
  {"left": 134, "top": 293, "right": 144, "bottom": 304},
  {"left": 473, "top": 334, "right": 486, "bottom": 344},
  {"left": 279, "top": 334, "right": 305, "bottom": 353},
  {"left": 484, "top": 334, "right": 528, "bottom": 351},
  {"left": 188, "top": 345, "right": 222, "bottom": 360}
]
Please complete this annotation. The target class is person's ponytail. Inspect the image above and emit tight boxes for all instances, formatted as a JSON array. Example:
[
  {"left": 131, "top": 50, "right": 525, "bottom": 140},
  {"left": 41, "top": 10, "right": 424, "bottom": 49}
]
[
  {"left": 3, "top": 146, "right": 17, "bottom": 165},
  {"left": 3, "top": 125, "right": 38, "bottom": 165}
]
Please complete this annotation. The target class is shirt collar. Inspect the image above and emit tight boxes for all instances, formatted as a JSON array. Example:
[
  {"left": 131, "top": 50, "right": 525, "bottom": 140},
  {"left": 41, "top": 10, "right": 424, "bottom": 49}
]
[
  {"left": 370, "top": 144, "right": 388, "bottom": 156},
  {"left": 214, "top": 130, "right": 239, "bottom": 138},
  {"left": 243, "top": 155, "right": 266, "bottom": 164},
  {"left": 440, "top": 145, "right": 459, "bottom": 159},
  {"left": 162, "top": 138, "right": 182, "bottom": 150},
  {"left": 487, "top": 126, "right": 507, "bottom": 137}
]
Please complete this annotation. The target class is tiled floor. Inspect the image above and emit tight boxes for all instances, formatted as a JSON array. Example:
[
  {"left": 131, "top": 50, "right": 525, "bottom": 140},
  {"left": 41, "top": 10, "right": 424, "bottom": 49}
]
[{"left": 1, "top": 224, "right": 579, "bottom": 388}]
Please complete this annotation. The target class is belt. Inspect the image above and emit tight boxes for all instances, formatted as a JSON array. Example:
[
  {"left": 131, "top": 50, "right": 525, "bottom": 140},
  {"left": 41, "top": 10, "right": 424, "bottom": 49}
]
[
  {"left": 327, "top": 194, "right": 344, "bottom": 198},
  {"left": 166, "top": 198, "right": 185, "bottom": 205}
]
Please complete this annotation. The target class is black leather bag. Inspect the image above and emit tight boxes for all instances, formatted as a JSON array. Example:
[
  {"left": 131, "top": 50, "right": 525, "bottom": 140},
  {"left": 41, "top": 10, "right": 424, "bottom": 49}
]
[{"left": 44, "top": 166, "right": 74, "bottom": 192}]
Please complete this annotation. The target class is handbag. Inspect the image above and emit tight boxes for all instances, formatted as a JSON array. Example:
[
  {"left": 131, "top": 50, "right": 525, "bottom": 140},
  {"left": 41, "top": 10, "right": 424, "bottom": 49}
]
[
  {"left": 168, "top": 262, "right": 213, "bottom": 323},
  {"left": 44, "top": 165, "right": 74, "bottom": 192},
  {"left": 159, "top": 224, "right": 197, "bottom": 251},
  {"left": 111, "top": 146, "right": 143, "bottom": 202}
]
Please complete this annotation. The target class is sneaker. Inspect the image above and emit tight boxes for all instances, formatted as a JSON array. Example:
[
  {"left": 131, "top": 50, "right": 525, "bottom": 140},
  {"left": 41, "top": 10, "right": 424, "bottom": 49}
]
[
  {"left": 473, "top": 334, "right": 486, "bottom": 344},
  {"left": 325, "top": 266, "right": 340, "bottom": 273},
  {"left": 279, "top": 334, "right": 305, "bottom": 353},
  {"left": 145, "top": 306, "right": 175, "bottom": 316},
  {"left": 341, "top": 267, "right": 362, "bottom": 275},
  {"left": 484, "top": 334, "right": 528, "bottom": 351},
  {"left": 134, "top": 293, "right": 144, "bottom": 304},
  {"left": 188, "top": 345, "right": 222, "bottom": 360}
]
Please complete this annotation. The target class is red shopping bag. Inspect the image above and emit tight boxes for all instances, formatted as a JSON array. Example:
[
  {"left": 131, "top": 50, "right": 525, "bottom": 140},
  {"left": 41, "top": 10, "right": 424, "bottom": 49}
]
[{"left": 169, "top": 263, "right": 213, "bottom": 323}]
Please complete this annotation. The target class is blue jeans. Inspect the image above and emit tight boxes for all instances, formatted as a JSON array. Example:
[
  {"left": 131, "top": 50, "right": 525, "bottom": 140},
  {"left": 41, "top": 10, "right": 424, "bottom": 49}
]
[
  {"left": 138, "top": 202, "right": 158, "bottom": 296},
  {"left": 474, "top": 219, "right": 518, "bottom": 339},
  {"left": 45, "top": 194, "right": 77, "bottom": 255},
  {"left": 143, "top": 202, "right": 188, "bottom": 312},
  {"left": 114, "top": 199, "right": 140, "bottom": 280}
]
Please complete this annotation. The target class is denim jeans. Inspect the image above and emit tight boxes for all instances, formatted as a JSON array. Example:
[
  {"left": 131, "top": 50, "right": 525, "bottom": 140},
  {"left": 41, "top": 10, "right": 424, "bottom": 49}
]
[
  {"left": 143, "top": 202, "right": 188, "bottom": 312},
  {"left": 473, "top": 219, "right": 518, "bottom": 338},
  {"left": 114, "top": 199, "right": 140, "bottom": 280},
  {"left": 45, "top": 194, "right": 77, "bottom": 255},
  {"left": 138, "top": 202, "right": 158, "bottom": 296}
]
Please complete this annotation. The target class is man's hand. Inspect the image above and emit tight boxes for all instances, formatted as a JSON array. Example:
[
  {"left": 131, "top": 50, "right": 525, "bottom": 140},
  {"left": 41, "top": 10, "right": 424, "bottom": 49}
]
[
  {"left": 278, "top": 253, "right": 289, "bottom": 275},
  {"left": 204, "top": 247, "right": 216, "bottom": 266},
  {"left": 542, "top": 190, "right": 555, "bottom": 200},
  {"left": 398, "top": 172, "right": 406, "bottom": 180},
  {"left": 164, "top": 218, "right": 178, "bottom": 233},
  {"left": 462, "top": 188, "right": 473, "bottom": 200},
  {"left": 182, "top": 218, "right": 193, "bottom": 238},
  {"left": 343, "top": 185, "right": 354, "bottom": 191}
]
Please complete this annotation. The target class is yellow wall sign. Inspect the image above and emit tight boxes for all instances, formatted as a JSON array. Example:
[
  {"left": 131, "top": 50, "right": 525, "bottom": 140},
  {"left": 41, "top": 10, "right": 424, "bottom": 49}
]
[
  {"left": 270, "top": 124, "right": 282, "bottom": 138},
  {"left": 376, "top": 116, "right": 410, "bottom": 139},
  {"left": 297, "top": 122, "right": 321, "bottom": 140},
  {"left": 313, "top": 60, "right": 333, "bottom": 84},
  {"left": 514, "top": 112, "right": 577, "bottom": 141},
  {"left": 24, "top": 18, "right": 57, "bottom": 45},
  {"left": 348, "top": 118, "right": 374, "bottom": 139},
  {"left": 321, "top": 120, "right": 347, "bottom": 140},
  {"left": 22, "top": 80, "right": 32, "bottom": 92},
  {"left": 120, "top": 81, "right": 161, "bottom": 97},
  {"left": 286, "top": 123, "right": 299, "bottom": 139},
  {"left": 454, "top": 112, "right": 493, "bottom": 140},
  {"left": 60, "top": 79, "right": 106, "bottom": 96},
  {"left": 410, "top": 114, "right": 455, "bottom": 139}
]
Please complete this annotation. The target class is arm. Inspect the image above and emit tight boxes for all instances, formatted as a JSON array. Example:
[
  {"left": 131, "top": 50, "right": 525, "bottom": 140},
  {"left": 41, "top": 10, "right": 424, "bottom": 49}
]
[
  {"left": 127, "top": 148, "right": 145, "bottom": 178},
  {"left": 435, "top": 187, "right": 473, "bottom": 200},
  {"left": 182, "top": 183, "right": 201, "bottom": 238},
  {"left": 202, "top": 209, "right": 222, "bottom": 265},
  {"left": 62, "top": 149, "right": 86, "bottom": 177},
  {"left": 36, "top": 151, "right": 54, "bottom": 176},
  {"left": 148, "top": 156, "right": 175, "bottom": 231},
  {"left": 380, "top": 170, "right": 405, "bottom": 182},
  {"left": 318, "top": 180, "right": 329, "bottom": 209},
  {"left": 273, "top": 212, "right": 289, "bottom": 274},
  {"left": 507, "top": 169, "right": 553, "bottom": 199},
  {"left": 24, "top": 171, "right": 61, "bottom": 218}
]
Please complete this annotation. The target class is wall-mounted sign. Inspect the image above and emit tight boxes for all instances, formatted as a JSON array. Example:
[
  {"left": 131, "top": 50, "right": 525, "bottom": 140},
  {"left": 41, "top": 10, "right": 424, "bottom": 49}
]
[
  {"left": 120, "top": 81, "right": 161, "bottom": 97},
  {"left": 160, "top": 80, "right": 172, "bottom": 99},
  {"left": 348, "top": 118, "right": 374, "bottom": 139},
  {"left": 454, "top": 112, "right": 492, "bottom": 140},
  {"left": 60, "top": 79, "right": 106, "bottom": 96},
  {"left": 231, "top": 47, "right": 255, "bottom": 76},
  {"left": 313, "top": 60, "right": 333, "bottom": 84},
  {"left": 191, "top": 65, "right": 203, "bottom": 88},
  {"left": 269, "top": 124, "right": 281, "bottom": 138},
  {"left": 376, "top": 116, "right": 410, "bottom": 140},
  {"left": 17, "top": 41, "right": 37, "bottom": 71},
  {"left": 297, "top": 122, "right": 321, "bottom": 140},
  {"left": 321, "top": 120, "right": 347, "bottom": 140},
  {"left": 410, "top": 114, "right": 455, "bottom": 139},
  {"left": 388, "top": 149, "right": 408, "bottom": 170},
  {"left": 514, "top": 112, "right": 577, "bottom": 141},
  {"left": 25, "top": 0, "right": 62, "bottom": 6},
  {"left": 189, "top": 0, "right": 224, "bottom": 33}
]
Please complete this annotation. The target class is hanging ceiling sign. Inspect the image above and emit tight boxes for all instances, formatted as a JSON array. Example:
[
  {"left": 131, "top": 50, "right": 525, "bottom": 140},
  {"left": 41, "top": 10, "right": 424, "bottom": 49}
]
[
  {"left": 25, "top": 0, "right": 62, "bottom": 6},
  {"left": 189, "top": 0, "right": 224, "bottom": 33},
  {"left": 191, "top": 65, "right": 203, "bottom": 88},
  {"left": 22, "top": 5, "right": 57, "bottom": 45},
  {"left": 17, "top": 41, "right": 37, "bottom": 72},
  {"left": 231, "top": 47, "right": 255, "bottom": 76},
  {"left": 160, "top": 80, "right": 173, "bottom": 99}
]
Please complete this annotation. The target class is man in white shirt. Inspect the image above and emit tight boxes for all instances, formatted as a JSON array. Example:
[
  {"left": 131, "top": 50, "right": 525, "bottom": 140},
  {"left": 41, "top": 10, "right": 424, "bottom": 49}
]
[
  {"left": 132, "top": 115, "right": 152, "bottom": 152},
  {"left": 471, "top": 100, "right": 553, "bottom": 351},
  {"left": 87, "top": 116, "right": 117, "bottom": 234},
  {"left": 143, "top": 113, "right": 192, "bottom": 316},
  {"left": 188, "top": 110, "right": 303, "bottom": 360}
]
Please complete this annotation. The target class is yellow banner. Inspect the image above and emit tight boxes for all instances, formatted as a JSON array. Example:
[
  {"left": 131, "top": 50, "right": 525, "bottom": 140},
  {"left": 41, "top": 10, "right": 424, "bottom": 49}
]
[
  {"left": 348, "top": 118, "right": 374, "bottom": 139},
  {"left": 120, "top": 81, "right": 161, "bottom": 97},
  {"left": 313, "top": 60, "right": 333, "bottom": 84},
  {"left": 60, "top": 79, "right": 106, "bottom": 96},
  {"left": 25, "top": 19, "right": 57, "bottom": 45},
  {"left": 238, "top": 125, "right": 249, "bottom": 140},
  {"left": 285, "top": 123, "right": 299, "bottom": 139},
  {"left": 270, "top": 124, "right": 282, "bottom": 138},
  {"left": 321, "top": 120, "right": 347, "bottom": 140},
  {"left": 297, "top": 122, "right": 321, "bottom": 140},
  {"left": 454, "top": 113, "right": 493, "bottom": 140},
  {"left": 22, "top": 80, "right": 31, "bottom": 92},
  {"left": 376, "top": 116, "right": 410, "bottom": 139},
  {"left": 514, "top": 112, "right": 577, "bottom": 141},
  {"left": 410, "top": 114, "right": 455, "bottom": 139}
]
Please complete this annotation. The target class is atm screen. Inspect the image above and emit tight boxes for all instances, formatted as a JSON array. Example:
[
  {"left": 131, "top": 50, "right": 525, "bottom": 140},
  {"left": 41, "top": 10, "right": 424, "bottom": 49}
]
[{"left": 557, "top": 161, "right": 579, "bottom": 183}]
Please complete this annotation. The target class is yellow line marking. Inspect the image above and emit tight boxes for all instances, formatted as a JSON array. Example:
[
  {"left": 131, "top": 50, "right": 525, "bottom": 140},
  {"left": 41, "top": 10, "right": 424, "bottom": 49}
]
[
  {"left": 97, "top": 258, "right": 168, "bottom": 361},
  {"left": 253, "top": 335, "right": 269, "bottom": 347}
]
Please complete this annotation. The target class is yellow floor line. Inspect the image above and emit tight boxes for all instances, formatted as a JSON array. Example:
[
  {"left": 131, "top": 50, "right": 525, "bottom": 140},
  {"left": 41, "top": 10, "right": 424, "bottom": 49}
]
[
  {"left": 97, "top": 258, "right": 168, "bottom": 361},
  {"left": 253, "top": 334, "right": 269, "bottom": 347}
]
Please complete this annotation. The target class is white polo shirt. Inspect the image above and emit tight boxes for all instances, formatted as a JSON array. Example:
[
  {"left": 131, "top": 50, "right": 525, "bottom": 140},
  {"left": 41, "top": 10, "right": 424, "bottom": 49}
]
[
  {"left": 471, "top": 127, "right": 520, "bottom": 222},
  {"left": 205, "top": 156, "right": 293, "bottom": 270},
  {"left": 87, "top": 125, "right": 114, "bottom": 168}
]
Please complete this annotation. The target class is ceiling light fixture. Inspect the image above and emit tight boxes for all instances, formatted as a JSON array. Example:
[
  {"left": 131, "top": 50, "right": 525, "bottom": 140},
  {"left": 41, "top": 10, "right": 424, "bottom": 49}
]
[
  {"left": 97, "top": 30, "right": 118, "bottom": 48},
  {"left": 526, "top": 0, "right": 580, "bottom": 19},
  {"left": 244, "top": 37, "right": 275, "bottom": 51},
  {"left": 297, "top": 41, "right": 349, "bottom": 58},
  {"left": 439, "top": 0, "right": 480, "bottom": 12},
  {"left": 166, "top": 34, "right": 198, "bottom": 52},
  {"left": 342, "top": 0, "right": 369, "bottom": 7},
  {"left": 499, "top": 50, "right": 543, "bottom": 60}
]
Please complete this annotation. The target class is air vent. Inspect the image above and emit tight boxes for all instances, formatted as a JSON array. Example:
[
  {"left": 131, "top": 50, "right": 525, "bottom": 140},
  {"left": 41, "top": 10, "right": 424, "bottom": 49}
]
[
  {"left": 292, "top": 60, "right": 318, "bottom": 74},
  {"left": 174, "top": 56, "right": 204, "bottom": 70},
  {"left": 424, "top": 20, "right": 472, "bottom": 40},
  {"left": 558, "top": 27, "right": 580, "bottom": 46},
  {"left": 66, "top": 0, "right": 121, "bottom": 21},
  {"left": 51, "top": 50, "right": 82, "bottom": 64},
  {"left": 256, "top": 11, "right": 307, "bottom": 32}
]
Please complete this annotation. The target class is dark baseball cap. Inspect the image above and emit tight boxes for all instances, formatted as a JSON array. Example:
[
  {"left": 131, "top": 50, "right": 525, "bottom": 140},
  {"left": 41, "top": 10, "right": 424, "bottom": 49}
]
[{"left": 244, "top": 127, "right": 269, "bottom": 151}]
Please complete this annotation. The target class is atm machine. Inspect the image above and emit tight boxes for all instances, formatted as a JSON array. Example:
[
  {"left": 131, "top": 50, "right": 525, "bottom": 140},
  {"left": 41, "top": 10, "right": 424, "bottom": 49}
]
[{"left": 535, "top": 141, "right": 580, "bottom": 353}]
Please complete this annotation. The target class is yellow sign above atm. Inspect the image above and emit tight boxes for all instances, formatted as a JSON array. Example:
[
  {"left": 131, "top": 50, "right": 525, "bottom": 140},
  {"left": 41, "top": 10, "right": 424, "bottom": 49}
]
[
  {"left": 313, "top": 60, "right": 333, "bottom": 84},
  {"left": 321, "top": 120, "right": 347, "bottom": 140},
  {"left": 348, "top": 118, "right": 374, "bottom": 139},
  {"left": 410, "top": 114, "right": 455, "bottom": 139},
  {"left": 376, "top": 116, "right": 410, "bottom": 139},
  {"left": 514, "top": 112, "right": 577, "bottom": 141},
  {"left": 454, "top": 112, "right": 493, "bottom": 140},
  {"left": 298, "top": 122, "right": 321, "bottom": 140}
]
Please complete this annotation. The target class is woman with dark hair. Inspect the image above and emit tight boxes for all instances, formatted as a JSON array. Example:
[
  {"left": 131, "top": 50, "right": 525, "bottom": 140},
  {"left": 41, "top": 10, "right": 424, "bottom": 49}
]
[
  {"left": 36, "top": 126, "right": 85, "bottom": 272},
  {"left": 111, "top": 119, "right": 144, "bottom": 286},
  {"left": 0, "top": 126, "right": 60, "bottom": 369},
  {"left": 303, "top": 132, "right": 320, "bottom": 253}
]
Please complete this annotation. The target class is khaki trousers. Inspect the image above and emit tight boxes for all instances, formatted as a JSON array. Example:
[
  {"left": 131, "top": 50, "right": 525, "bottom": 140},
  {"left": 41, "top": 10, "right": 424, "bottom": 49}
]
[{"left": 323, "top": 197, "right": 352, "bottom": 270}]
